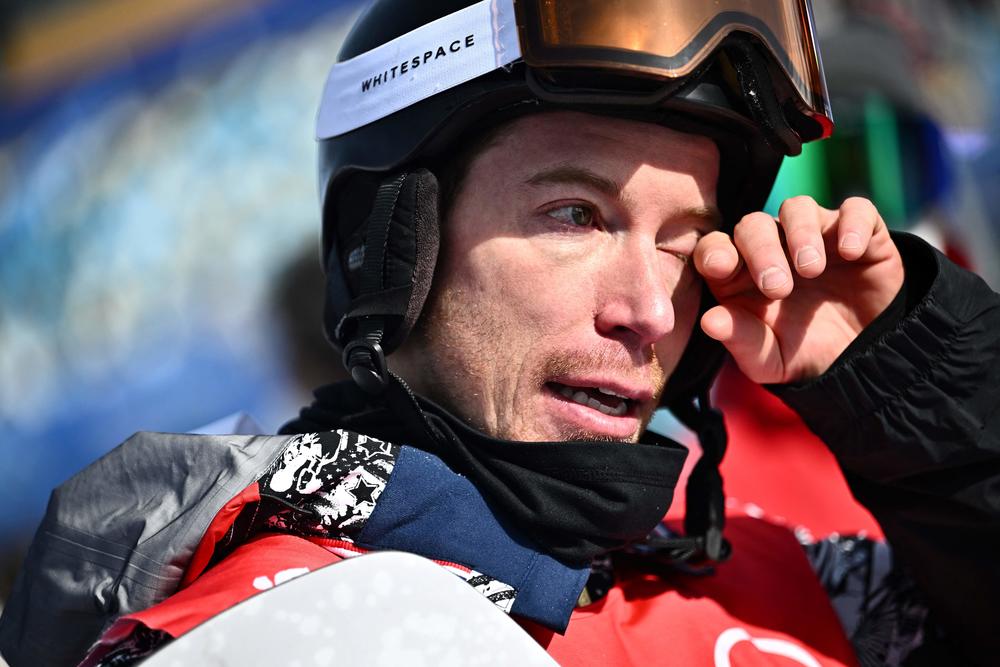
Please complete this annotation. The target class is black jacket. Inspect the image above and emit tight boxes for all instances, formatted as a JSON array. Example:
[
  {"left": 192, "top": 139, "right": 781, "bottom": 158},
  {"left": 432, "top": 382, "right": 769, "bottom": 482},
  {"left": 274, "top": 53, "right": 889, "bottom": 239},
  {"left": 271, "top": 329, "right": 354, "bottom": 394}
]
[{"left": 773, "top": 232, "right": 1000, "bottom": 665}]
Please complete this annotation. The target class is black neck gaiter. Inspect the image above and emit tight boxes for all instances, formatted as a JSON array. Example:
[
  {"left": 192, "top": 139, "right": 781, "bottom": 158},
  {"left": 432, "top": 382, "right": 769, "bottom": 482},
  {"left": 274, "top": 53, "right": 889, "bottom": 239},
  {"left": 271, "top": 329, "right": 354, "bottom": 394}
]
[{"left": 280, "top": 379, "right": 688, "bottom": 564}]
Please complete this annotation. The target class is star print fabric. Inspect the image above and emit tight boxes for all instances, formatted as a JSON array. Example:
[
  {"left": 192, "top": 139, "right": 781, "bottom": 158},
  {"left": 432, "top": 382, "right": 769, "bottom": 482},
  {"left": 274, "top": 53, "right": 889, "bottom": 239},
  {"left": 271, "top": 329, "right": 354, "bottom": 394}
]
[{"left": 257, "top": 431, "right": 399, "bottom": 539}]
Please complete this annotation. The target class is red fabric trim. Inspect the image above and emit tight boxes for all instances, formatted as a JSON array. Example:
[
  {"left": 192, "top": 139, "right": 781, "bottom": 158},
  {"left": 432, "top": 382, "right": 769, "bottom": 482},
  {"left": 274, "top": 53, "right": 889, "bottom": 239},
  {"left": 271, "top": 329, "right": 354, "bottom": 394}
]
[
  {"left": 529, "top": 516, "right": 859, "bottom": 667},
  {"left": 132, "top": 533, "right": 343, "bottom": 638},
  {"left": 179, "top": 482, "right": 262, "bottom": 589},
  {"left": 308, "top": 537, "right": 370, "bottom": 554},
  {"left": 78, "top": 619, "right": 142, "bottom": 667},
  {"left": 307, "top": 537, "right": 473, "bottom": 573},
  {"left": 428, "top": 559, "right": 472, "bottom": 573}
]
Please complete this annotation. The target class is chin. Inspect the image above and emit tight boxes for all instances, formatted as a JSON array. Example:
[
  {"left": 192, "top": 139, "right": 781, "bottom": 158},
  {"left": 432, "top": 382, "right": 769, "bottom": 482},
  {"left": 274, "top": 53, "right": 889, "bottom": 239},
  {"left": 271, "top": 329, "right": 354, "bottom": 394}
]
[{"left": 516, "top": 419, "right": 641, "bottom": 444}]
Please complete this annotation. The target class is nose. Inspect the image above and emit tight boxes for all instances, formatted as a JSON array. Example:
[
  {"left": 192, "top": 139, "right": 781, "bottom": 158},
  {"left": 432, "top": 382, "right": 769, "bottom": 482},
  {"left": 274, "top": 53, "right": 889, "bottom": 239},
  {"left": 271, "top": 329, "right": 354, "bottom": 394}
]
[{"left": 594, "top": 242, "right": 676, "bottom": 349}]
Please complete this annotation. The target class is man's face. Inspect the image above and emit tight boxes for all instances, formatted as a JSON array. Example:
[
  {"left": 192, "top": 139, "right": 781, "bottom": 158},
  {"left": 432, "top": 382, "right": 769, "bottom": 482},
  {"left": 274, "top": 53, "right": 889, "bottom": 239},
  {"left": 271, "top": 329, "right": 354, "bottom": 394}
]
[{"left": 395, "top": 111, "right": 721, "bottom": 442}]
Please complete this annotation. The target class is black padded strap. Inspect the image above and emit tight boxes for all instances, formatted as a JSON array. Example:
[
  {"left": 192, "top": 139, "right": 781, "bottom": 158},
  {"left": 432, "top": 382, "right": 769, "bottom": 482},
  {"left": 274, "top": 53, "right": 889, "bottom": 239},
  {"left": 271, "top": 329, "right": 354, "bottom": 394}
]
[
  {"left": 334, "top": 170, "right": 440, "bottom": 350},
  {"left": 339, "top": 174, "right": 407, "bottom": 393},
  {"left": 656, "top": 393, "right": 732, "bottom": 564},
  {"left": 339, "top": 286, "right": 412, "bottom": 322},
  {"left": 359, "top": 174, "right": 407, "bottom": 296}
]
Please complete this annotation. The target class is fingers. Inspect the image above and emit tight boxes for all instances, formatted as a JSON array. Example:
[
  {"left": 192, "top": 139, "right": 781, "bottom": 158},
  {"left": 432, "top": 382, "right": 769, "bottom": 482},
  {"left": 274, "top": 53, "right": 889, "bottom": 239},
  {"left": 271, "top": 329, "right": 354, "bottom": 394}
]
[
  {"left": 833, "top": 196, "right": 883, "bottom": 260},
  {"left": 700, "top": 305, "right": 783, "bottom": 384},
  {"left": 734, "top": 211, "right": 793, "bottom": 298},
  {"left": 694, "top": 196, "right": 886, "bottom": 301},
  {"left": 694, "top": 196, "right": 894, "bottom": 385},
  {"left": 694, "top": 218, "right": 795, "bottom": 300},
  {"left": 777, "top": 195, "right": 826, "bottom": 278},
  {"left": 693, "top": 230, "right": 741, "bottom": 282}
]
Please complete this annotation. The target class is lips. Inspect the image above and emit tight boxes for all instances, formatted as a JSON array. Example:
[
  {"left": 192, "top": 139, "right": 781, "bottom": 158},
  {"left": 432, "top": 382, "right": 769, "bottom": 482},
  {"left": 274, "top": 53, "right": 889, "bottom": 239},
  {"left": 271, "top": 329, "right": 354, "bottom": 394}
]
[
  {"left": 549, "top": 382, "right": 633, "bottom": 417},
  {"left": 542, "top": 377, "right": 652, "bottom": 440}
]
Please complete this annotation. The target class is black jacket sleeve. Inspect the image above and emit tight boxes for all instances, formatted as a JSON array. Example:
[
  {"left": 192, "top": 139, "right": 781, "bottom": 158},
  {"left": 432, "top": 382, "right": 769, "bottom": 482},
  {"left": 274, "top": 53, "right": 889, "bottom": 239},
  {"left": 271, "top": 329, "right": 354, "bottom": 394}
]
[{"left": 770, "top": 232, "right": 1000, "bottom": 666}]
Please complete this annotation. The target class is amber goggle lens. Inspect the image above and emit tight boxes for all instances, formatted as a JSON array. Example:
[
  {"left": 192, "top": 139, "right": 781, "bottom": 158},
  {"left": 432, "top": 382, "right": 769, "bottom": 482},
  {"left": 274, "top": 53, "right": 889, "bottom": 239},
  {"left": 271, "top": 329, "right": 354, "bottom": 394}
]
[{"left": 516, "top": 0, "right": 831, "bottom": 129}]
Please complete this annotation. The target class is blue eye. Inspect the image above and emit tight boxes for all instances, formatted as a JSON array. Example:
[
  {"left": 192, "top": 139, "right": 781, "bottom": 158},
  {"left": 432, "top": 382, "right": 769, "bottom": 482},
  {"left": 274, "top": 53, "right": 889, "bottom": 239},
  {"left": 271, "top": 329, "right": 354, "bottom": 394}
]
[{"left": 548, "top": 204, "right": 594, "bottom": 227}]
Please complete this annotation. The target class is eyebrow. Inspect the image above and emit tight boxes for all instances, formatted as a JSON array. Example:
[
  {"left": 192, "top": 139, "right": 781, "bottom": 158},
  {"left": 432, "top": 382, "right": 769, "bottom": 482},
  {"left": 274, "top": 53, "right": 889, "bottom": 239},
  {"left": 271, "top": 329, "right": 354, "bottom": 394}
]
[
  {"left": 524, "top": 165, "right": 724, "bottom": 231},
  {"left": 525, "top": 165, "right": 624, "bottom": 201},
  {"left": 680, "top": 205, "right": 724, "bottom": 233}
]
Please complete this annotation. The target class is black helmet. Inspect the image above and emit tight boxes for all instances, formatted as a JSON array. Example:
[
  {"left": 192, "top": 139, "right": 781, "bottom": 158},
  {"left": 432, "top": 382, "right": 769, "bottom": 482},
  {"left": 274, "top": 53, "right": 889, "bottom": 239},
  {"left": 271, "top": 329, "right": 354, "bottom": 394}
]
[{"left": 318, "top": 0, "right": 833, "bottom": 407}]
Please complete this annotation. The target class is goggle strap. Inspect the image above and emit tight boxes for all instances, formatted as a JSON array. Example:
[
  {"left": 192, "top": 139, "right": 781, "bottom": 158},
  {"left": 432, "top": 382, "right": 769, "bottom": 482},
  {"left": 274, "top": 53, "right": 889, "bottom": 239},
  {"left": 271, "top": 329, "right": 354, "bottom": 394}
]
[{"left": 727, "top": 39, "right": 802, "bottom": 156}]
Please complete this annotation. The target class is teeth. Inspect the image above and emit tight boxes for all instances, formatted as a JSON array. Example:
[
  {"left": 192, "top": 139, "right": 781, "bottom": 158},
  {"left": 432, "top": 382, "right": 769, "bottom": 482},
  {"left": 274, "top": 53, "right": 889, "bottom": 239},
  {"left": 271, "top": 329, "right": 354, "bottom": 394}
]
[
  {"left": 557, "top": 384, "right": 629, "bottom": 417},
  {"left": 586, "top": 397, "right": 629, "bottom": 417},
  {"left": 596, "top": 387, "right": 628, "bottom": 400}
]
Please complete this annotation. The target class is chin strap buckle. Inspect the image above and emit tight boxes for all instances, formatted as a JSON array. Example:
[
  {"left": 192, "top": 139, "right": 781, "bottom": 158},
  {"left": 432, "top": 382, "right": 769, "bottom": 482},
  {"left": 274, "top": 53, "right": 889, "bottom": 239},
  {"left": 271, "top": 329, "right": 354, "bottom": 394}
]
[
  {"left": 703, "top": 524, "right": 732, "bottom": 563},
  {"left": 343, "top": 337, "right": 388, "bottom": 395}
]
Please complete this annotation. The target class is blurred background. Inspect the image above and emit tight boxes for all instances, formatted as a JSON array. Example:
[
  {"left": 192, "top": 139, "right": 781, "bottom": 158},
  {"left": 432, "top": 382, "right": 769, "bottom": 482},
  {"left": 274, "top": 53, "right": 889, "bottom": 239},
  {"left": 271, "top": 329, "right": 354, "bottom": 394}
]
[{"left": 0, "top": 0, "right": 998, "bottom": 635}]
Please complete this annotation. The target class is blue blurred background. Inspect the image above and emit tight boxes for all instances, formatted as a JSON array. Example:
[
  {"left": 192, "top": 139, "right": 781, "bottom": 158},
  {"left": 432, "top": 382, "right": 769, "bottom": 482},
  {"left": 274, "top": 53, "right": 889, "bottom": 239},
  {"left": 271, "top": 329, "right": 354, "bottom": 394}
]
[
  {"left": 1, "top": 0, "right": 998, "bottom": 624},
  {"left": 0, "top": 0, "right": 361, "bottom": 611}
]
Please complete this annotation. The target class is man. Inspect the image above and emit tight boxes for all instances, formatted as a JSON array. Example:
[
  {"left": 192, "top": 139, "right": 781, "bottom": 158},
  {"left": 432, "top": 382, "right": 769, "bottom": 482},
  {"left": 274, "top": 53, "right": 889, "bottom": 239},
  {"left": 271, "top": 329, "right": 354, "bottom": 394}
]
[{"left": 2, "top": 1, "right": 998, "bottom": 666}]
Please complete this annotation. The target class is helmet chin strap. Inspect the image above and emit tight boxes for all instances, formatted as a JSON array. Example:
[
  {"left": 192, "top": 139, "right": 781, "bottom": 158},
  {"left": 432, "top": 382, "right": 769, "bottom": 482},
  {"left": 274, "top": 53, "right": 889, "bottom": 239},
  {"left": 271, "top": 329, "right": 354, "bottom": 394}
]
[
  {"left": 679, "top": 391, "right": 732, "bottom": 563},
  {"left": 630, "top": 391, "right": 733, "bottom": 567}
]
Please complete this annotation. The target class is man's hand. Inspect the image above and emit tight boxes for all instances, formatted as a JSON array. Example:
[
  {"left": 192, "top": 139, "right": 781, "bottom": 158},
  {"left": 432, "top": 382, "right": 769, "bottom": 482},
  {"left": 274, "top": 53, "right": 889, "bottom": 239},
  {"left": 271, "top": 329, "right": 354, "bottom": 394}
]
[{"left": 693, "top": 196, "right": 905, "bottom": 384}]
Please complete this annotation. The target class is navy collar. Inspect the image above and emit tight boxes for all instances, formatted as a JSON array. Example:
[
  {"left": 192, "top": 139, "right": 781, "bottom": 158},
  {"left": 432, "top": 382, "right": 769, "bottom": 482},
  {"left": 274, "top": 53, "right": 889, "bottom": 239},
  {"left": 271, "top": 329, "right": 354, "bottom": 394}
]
[{"left": 280, "top": 381, "right": 688, "bottom": 562}]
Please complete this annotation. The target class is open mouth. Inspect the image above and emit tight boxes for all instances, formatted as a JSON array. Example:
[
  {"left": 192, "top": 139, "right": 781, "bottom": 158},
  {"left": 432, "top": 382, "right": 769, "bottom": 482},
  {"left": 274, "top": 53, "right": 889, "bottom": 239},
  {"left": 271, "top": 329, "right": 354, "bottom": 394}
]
[{"left": 547, "top": 381, "right": 636, "bottom": 417}]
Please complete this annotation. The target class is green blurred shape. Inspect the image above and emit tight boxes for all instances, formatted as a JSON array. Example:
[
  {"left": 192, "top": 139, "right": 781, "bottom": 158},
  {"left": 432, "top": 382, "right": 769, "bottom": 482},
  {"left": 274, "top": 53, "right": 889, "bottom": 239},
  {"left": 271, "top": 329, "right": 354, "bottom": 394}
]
[
  {"left": 763, "top": 137, "right": 830, "bottom": 217},
  {"left": 863, "top": 94, "right": 907, "bottom": 228}
]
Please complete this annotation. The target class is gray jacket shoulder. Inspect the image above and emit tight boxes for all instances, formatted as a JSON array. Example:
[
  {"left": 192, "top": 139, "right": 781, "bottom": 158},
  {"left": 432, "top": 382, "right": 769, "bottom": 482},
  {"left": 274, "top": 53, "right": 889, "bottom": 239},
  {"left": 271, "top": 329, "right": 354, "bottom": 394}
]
[{"left": 0, "top": 430, "right": 292, "bottom": 667}]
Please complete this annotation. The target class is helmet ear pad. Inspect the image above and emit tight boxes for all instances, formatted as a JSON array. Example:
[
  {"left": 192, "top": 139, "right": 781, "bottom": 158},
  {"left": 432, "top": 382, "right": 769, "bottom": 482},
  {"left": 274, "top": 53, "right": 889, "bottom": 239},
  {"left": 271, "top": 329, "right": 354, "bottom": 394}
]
[{"left": 324, "top": 169, "right": 441, "bottom": 358}]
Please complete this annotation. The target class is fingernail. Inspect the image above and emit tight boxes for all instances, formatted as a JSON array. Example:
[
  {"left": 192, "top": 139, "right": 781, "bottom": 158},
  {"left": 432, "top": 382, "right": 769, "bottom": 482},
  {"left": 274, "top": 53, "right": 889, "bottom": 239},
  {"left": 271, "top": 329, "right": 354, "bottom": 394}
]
[
  {"left": 760, "top": 267, "right": 788, "bottom": 291},
  {"left": 840, "top": 232, "right": 862, "bottom": 250},
  {"left": 795, "top": 246, "right": 821, "bottom": 268},
  {"left": 704, "top": 251, "right": 724, "bottom": 268}
]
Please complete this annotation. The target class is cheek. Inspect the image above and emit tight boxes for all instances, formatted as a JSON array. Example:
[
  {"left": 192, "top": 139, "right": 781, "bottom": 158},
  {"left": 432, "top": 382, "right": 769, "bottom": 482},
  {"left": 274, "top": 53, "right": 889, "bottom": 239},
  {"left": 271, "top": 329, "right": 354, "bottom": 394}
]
[
  {"left": 465, "top": 238, "right": 595, "bottom": 331},
  {"left": 675, "top": 272, "right": 704, "bottom": 322},
  {"left": 654, "top": 278, "right": 703, "bottom": 367}
]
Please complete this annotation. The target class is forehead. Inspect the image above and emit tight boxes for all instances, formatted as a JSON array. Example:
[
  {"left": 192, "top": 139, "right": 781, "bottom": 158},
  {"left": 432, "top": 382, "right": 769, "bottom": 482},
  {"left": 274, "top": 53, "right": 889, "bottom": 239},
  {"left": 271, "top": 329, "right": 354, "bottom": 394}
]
[{"left": 481, "top": 111, "right": 721, "bottom": 190}]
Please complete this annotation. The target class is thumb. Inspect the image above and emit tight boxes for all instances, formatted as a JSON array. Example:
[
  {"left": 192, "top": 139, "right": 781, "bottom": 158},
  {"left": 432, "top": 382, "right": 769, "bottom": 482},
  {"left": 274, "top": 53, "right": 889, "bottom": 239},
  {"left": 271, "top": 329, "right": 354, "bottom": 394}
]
[{"left": 701, "top": 305, "right": 784, "bottom": 384}]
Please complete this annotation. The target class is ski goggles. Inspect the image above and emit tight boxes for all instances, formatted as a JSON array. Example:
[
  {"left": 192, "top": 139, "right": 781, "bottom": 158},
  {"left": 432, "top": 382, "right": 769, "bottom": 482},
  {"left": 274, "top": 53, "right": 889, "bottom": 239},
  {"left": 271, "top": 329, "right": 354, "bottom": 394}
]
[
  {"left": 766, "top": 93, "right": 951, "bottom": 228},
  {"left": 317, "top": 0, "right": 833, "bottom": 140}
]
